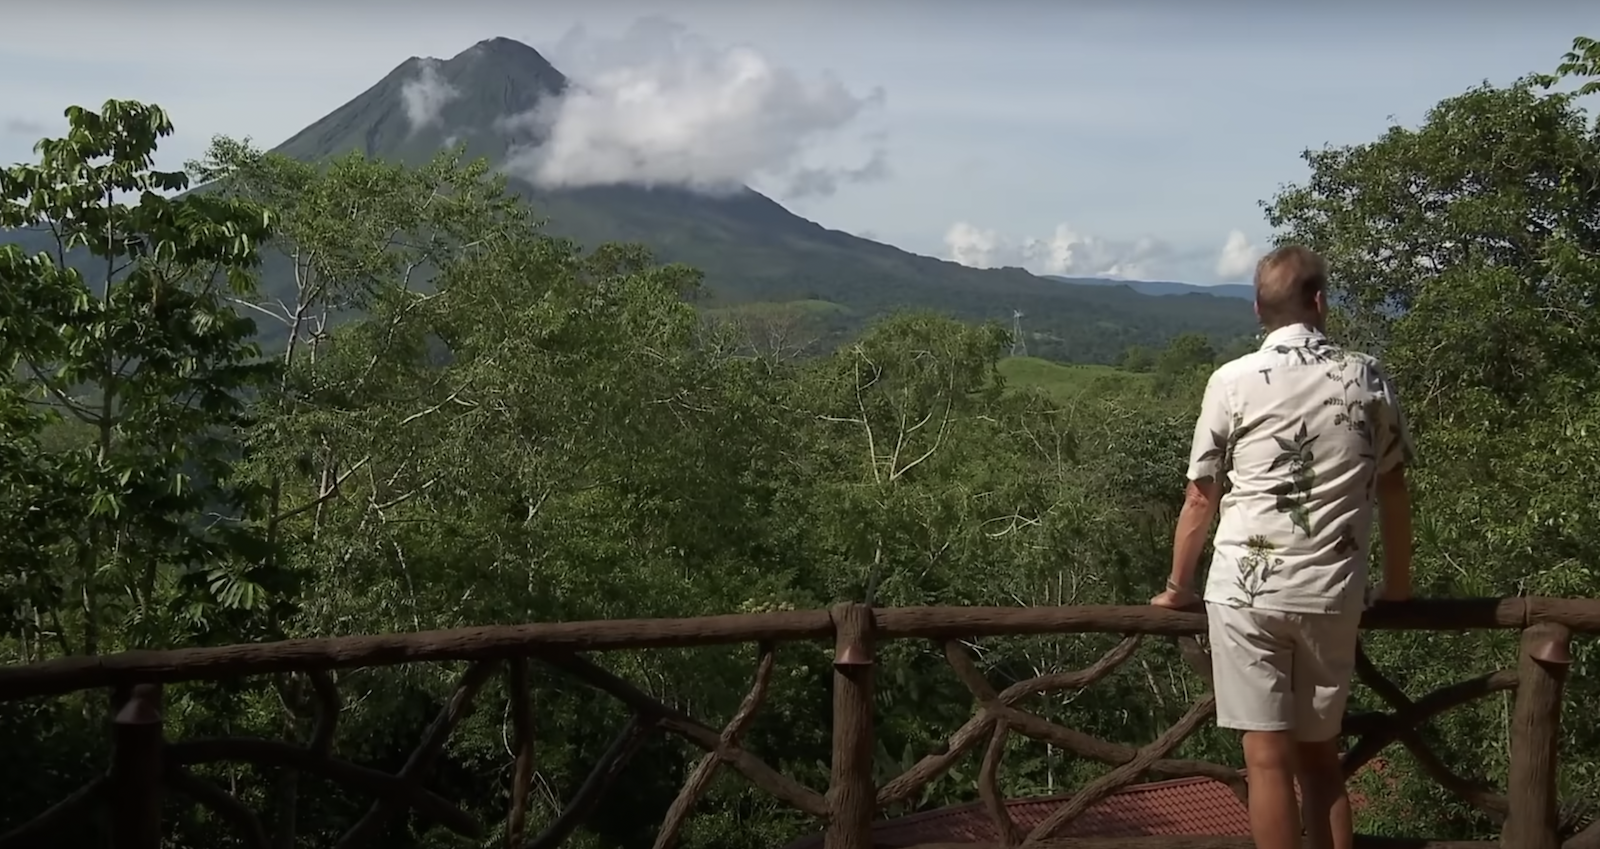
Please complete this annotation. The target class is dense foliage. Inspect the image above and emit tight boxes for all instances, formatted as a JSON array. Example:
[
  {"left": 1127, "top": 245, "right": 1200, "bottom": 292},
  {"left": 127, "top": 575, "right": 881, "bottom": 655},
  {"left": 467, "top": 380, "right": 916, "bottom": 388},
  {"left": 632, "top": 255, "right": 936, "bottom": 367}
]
[{"left": 1, "top": 36, "right": 1598, "bottom": 848}]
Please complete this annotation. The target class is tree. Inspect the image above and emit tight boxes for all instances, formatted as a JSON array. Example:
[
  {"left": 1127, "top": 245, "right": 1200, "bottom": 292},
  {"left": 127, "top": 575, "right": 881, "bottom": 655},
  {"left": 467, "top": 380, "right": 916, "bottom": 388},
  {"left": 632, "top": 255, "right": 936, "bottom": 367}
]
[
  {"left": 1153, "top": 332, "right": 1215, "bottom": 373},
  {"left": 794, "top": 314, "right": 1008, "bottom": 601},
  {"left": 1120, "top": 344, "right": 1156, "bottom": 373},
  {"left": 0, "top": 101, "right": 282, "bottom": 658},
  {"left": 0, "top": 101, "right": 295, "bottom": 848},
  {"left": 1149, "top": 332, "right": 1216, "bottom": 394}
]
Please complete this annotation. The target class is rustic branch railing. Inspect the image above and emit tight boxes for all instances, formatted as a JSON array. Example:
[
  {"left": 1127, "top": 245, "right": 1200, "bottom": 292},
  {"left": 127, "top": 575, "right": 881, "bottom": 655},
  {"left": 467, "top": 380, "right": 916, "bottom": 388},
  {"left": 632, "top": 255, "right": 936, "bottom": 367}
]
[{"left": 0, "top": 598, "right": 1594, "bottom": 849}]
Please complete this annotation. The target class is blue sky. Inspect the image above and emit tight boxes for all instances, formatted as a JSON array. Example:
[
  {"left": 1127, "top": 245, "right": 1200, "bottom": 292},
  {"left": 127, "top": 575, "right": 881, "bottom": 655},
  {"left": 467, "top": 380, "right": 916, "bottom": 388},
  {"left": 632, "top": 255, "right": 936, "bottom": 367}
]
[{"left": 2, "top": 1, "right": 1595, "bottom": 284}]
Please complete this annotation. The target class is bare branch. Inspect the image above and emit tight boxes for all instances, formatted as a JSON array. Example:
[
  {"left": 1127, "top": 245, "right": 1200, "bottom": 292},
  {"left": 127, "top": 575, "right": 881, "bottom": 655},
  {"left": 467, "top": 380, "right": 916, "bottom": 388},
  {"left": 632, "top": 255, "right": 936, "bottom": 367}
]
[{"left": 273, "top": 456, "right": 371, "bottom": 525}]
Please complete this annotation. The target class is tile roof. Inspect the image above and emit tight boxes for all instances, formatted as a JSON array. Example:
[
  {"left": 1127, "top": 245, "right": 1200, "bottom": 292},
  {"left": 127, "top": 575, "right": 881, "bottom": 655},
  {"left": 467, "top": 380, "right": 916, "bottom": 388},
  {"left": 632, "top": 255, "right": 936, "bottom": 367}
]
[{"left": 779, "top": 776, "right": 1251, "bottom": 849}]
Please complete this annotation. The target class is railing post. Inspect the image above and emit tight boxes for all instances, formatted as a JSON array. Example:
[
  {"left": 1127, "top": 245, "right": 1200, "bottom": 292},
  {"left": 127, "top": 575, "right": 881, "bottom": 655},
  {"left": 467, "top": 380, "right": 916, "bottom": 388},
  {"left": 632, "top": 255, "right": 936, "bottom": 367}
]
[
  {"left": 507, "top": 658, "right": 535, "bottom": 849},
  {"left": 109, "top": 682, "right": 164, "bottom": 849},
  {"left": 827, "top": 602, "right": 875, "bottom": 849},
  {"left": 1503, "top": 623, "right": 1570, "bottom": 849}
]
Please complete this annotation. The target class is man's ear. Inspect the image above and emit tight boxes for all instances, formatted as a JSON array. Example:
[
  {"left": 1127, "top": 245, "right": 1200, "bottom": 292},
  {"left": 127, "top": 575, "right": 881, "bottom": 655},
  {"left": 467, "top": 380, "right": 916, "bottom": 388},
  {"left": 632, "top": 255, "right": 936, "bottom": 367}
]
[{"left": 1314, "top": 289, "right": 1328, "bottom": 320}]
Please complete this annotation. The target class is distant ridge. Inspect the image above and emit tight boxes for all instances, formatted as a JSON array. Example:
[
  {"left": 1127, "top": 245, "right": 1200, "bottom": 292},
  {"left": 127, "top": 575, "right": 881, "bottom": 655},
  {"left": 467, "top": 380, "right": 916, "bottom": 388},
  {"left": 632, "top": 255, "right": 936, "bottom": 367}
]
[{"left": 1046, "top": 276, "right": 1253, "bottom": 301}]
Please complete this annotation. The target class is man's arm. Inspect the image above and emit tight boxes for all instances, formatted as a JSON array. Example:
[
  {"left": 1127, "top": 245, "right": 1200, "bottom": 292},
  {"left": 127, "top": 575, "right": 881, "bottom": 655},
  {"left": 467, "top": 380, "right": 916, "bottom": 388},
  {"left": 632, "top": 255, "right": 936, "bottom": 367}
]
[
  {"left": 1374, "top": 366, "right": 1417, "bottom": 602},
  {"left": 1376, "top": 467, "right": 1412, "bottom": 601},
  {"left": 1168, "top": 478, "right": 1222, "bottom": 594},
  {"left": 1152, "top": 372, "right": 1231, "bottom": 608}
]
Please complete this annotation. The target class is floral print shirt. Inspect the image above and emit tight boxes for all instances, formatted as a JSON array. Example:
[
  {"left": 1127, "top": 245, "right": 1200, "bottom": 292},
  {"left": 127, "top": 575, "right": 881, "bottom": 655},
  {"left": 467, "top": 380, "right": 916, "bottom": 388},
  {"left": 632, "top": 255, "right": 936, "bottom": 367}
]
[{"left": 1187, "top": 323, "right": 1414, "bottom": 613}]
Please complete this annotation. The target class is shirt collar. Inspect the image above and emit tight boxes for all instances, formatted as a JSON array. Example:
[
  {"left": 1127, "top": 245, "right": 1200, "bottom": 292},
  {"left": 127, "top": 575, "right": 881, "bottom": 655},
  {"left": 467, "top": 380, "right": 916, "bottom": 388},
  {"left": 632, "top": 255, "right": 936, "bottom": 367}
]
[{"left": 1259, "top": 322, "right": 1326, "bottom": 350}]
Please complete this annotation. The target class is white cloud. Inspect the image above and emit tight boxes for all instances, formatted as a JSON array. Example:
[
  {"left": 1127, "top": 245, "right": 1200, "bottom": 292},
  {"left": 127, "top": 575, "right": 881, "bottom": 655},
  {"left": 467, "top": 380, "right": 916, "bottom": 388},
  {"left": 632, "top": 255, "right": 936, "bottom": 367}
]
[
  {"left": 1214, "top": 229, "right": 1263, "bottom": 282},
  {"left": 400, "top": 59, "right": 459, "bottom": 132},
  {"left": 943, "top": 222, "right": 1176, "bottom": 280},
  {"left": 944, "top": 222, "right": 1010, "bottom": 269},
  {"left": 501, "top": 18, "right": 887, "bottom": 197}
]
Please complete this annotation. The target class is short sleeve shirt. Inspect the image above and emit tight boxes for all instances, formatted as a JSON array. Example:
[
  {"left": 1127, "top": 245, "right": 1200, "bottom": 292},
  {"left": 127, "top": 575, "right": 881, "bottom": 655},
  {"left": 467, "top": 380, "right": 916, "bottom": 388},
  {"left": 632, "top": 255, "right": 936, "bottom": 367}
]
[{"left": 1186, "top": 323, "right": 1415, "bottom": 614}]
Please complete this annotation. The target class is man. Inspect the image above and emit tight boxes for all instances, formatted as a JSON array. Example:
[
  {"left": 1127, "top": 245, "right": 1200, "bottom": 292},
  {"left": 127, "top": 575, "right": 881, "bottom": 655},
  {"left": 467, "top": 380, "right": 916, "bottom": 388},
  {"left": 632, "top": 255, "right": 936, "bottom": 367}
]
[{"left": 1150, "top": 245, "right": 1415, "bottom": 849}]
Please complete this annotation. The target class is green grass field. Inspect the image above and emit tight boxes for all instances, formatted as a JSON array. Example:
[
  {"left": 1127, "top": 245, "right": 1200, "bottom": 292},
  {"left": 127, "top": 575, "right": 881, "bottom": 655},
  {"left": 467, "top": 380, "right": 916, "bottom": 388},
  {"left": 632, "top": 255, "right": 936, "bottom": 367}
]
[
  {"left": 704, "top": 299, "right": 852, "bottom": 322},
  {"left": 997, "top": 356, "right": 1151, "bottom": 401},
  {"left": 696, "top": 310, "right": 1153, "bottom": 400}
]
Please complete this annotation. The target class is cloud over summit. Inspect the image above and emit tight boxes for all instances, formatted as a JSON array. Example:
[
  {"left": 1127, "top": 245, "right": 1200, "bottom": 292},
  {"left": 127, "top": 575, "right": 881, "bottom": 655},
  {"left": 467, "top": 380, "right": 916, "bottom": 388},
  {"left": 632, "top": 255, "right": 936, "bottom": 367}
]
[
  {"left": 400, "top": 59, "right": 458, "bottom": 132},
  {"left": 498, "top": 19, "right": 888, "bottom": 198}
]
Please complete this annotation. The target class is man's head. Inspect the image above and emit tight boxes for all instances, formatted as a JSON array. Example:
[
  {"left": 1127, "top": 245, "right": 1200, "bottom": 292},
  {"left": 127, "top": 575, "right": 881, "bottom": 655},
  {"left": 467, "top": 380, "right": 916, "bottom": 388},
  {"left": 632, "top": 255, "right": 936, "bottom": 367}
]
[{"left": 1253, "top": 245, "right": 1328, "bottom": 332}]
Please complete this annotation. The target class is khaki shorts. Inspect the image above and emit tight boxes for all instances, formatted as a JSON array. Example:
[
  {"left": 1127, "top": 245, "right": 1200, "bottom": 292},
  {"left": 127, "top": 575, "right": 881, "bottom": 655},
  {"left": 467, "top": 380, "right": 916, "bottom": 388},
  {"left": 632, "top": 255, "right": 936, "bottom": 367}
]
[{"left": 1206, "top": 602, "right": 1362, "bottom": 742}]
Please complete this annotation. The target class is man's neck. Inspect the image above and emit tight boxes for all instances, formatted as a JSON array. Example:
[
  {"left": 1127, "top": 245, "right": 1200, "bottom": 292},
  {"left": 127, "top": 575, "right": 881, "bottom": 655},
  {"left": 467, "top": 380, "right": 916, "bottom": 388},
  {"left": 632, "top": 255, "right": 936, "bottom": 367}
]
[
  {"left": 1262, "top": 319, "right": 1324, "bottom": 336},
  {"left": 1260, "top": 321, "right": 1326, "bottom": 347}
]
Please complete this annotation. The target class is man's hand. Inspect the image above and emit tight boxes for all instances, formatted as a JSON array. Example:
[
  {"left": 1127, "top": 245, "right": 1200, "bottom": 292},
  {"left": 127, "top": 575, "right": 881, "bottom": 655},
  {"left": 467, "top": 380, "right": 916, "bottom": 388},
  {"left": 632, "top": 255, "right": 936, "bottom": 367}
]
[
  {"left": 1150, "top": 585, "right": 1199, "bottom": 609},
  {"left": 1377, "top": 578, "right": 1411, "bottom": 603}
]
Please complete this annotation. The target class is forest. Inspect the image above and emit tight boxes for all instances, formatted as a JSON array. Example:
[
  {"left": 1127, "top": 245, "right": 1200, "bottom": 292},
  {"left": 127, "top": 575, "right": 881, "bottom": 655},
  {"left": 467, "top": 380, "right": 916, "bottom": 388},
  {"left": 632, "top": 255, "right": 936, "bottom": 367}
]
[{"left": 2, "top": 36, "right": 1600, "bottom": 849}]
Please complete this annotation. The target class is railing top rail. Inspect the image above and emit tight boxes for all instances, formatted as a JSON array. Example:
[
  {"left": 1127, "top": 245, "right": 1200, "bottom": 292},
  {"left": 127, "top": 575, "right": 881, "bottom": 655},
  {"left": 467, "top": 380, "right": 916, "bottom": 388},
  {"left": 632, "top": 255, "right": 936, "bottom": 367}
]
[{"left": 1, "top": 597, "right": 1596, "bottom": 702}]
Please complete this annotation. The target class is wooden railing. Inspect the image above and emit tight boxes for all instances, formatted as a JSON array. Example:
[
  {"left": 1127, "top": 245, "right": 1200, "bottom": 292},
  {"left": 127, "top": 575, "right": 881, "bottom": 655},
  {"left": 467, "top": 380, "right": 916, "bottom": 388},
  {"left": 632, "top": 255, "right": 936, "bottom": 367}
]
[{"left": 0, "top": 597, "right": 1596, "bottom": 849}]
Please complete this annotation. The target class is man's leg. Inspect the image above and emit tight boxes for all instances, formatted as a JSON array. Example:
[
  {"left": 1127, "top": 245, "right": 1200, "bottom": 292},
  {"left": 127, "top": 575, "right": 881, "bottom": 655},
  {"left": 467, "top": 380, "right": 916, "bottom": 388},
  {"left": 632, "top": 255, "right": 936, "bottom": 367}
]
[
  {"left": 1243, "top": 732, "right": 1302, "bottom": 849},
  {"left": 1207, "top": 604, "right": 1300, "bottom": 849},
  {"left": 1291, "top": 608, "right": 1364, "bottom": 849},
  {"left": 1297, "top": 738, "right": 1352, "bottom": 849}
]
